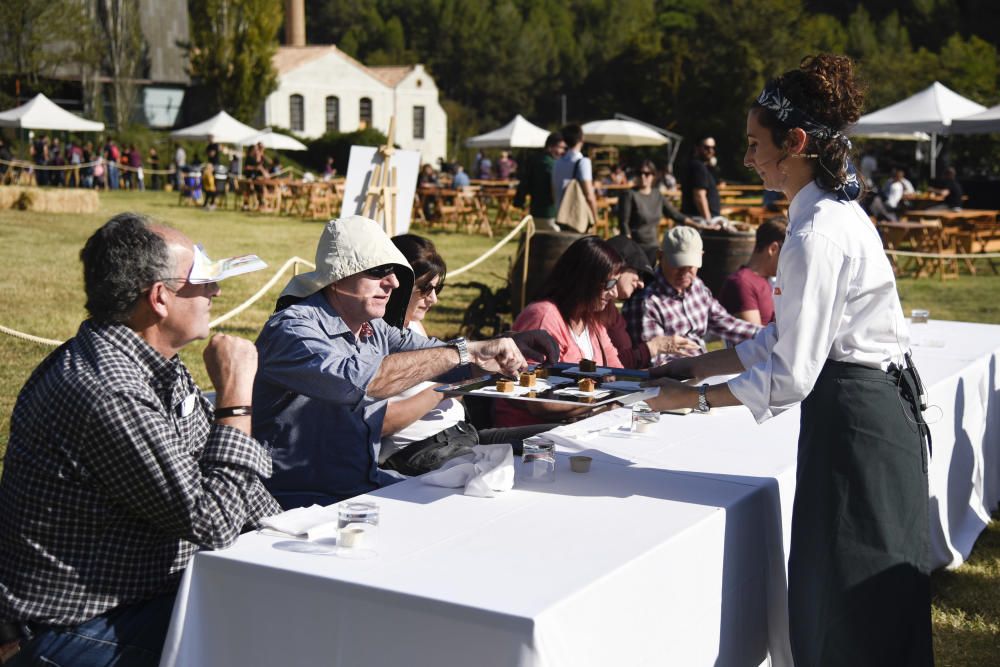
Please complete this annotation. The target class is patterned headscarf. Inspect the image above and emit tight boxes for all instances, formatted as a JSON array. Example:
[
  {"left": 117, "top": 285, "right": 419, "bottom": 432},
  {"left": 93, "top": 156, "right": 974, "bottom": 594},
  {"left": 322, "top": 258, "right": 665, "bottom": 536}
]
[{"left": 756, "top": 83, "right": 861, "bottom": 201}]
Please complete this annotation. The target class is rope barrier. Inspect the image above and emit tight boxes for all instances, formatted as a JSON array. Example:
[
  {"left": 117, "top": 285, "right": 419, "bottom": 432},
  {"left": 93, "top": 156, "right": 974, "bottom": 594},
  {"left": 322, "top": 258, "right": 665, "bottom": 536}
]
[
  {"left": 0, "top": 158, "right": 177, "bottom": 175},
  {"left": 448, "top": 215, "right": 534, "bottom": 278},
  {"left": 208, "top": 256, "right": 315, "bottom": 328},
  {"left": 0, "top": 324, "right": 63, "bottom": 346},
  {"left": 884, "top": 249, "right": 1000, "bottom": 259}
]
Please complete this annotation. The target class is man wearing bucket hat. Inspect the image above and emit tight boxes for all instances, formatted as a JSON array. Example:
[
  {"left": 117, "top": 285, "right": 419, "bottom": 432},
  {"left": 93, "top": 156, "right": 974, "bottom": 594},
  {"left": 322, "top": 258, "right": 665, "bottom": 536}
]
[
  {"left": 253, "top": 215, "right": 558, "bottom": 509},
  {"left": 623, "top": 226, "right": 760, "bottom": 366},
  {"left": 0, "top": 213, "right": 280, "bottom": 666}
]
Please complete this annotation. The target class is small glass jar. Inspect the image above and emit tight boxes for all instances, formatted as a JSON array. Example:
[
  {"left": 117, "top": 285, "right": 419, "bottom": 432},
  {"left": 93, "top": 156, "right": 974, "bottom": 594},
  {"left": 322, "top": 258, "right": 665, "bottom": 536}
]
[
  {"left": 520, "top": 436, "right": 556, "bottom": 483},
  {"left": 631, "top": 401, "right": 660, "bottom": 433},
  {"left": 337, "top": 501, "right": 380, "bottom": 557}
]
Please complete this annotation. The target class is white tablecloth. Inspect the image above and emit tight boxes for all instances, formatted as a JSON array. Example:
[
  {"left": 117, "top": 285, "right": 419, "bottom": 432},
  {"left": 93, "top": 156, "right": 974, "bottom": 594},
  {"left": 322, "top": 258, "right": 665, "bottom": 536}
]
[{"left": 160, "top": 319, "right": 1000, "bottom": 667}]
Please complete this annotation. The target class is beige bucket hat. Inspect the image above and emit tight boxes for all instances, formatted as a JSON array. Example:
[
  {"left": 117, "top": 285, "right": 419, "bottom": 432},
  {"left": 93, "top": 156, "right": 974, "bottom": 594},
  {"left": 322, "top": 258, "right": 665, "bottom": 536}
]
[
  {"left": 280, "top": 215, "right": 415, "bottom": 327},
  {"left": 660, "top": 226, "right": 703, "bottom": 268}
]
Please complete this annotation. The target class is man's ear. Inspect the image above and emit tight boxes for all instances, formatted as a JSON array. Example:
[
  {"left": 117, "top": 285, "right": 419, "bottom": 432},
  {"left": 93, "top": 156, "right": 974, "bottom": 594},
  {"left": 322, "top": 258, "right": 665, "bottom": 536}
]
[{"left": 146, "top": 282, "right": 171, "bottom": 319}]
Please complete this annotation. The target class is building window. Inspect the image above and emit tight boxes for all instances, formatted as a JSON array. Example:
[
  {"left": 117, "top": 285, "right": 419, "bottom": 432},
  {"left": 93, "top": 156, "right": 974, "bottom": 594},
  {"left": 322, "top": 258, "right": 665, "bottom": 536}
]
[
  {"left": 359, "top": 97, "right": 372, "bottom": 129},
  {"left": 413, "top": 106, "right": 425, "bottom": 139},
  {"left": 325, "top": 96, "right": 339, "bottom": 133},
  {"left": 289, "top": 94, "right": 304, "bottom": 132}
]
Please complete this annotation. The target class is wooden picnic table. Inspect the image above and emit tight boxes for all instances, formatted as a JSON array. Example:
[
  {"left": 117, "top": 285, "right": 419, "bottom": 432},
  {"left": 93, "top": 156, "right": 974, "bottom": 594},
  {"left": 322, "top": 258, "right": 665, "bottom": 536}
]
[{"left": 878, "top": 219, "right": 960, "bottom": 280}]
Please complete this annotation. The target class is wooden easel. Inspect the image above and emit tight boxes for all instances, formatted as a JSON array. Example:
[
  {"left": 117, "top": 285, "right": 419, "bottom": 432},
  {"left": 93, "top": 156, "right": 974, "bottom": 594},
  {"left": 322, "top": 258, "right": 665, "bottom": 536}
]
[{"left": 362, "top": 116, "right": 398, "bottom": 235}]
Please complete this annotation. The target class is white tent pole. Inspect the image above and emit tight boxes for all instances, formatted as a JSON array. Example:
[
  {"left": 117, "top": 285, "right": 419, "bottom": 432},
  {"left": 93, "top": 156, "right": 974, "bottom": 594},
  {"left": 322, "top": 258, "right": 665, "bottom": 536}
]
[{"left": 930, "top": 134, "right": 937, "bottom": 179}]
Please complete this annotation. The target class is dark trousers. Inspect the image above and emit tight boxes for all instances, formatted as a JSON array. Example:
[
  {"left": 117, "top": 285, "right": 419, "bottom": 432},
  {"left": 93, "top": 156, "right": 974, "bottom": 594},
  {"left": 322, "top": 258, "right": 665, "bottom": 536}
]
[
  {"left": 381, "top": 422, "right": 552, "bottom": 477},
  {"left": 789, "top": 360, "right": 933, "bottom": 667}
]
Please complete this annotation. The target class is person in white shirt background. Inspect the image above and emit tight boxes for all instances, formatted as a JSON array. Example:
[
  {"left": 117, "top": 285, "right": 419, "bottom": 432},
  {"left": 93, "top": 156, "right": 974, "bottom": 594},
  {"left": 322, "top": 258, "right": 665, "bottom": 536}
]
[{"left": 644, "top": 55, "right": 933, "bottom": 666}]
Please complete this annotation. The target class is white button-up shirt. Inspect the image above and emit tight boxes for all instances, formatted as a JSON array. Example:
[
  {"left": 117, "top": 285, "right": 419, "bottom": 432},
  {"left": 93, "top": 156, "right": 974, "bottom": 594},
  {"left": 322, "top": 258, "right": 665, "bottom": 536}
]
[{"left": 727, "top": 181, "right": 909, "bottom": 422}]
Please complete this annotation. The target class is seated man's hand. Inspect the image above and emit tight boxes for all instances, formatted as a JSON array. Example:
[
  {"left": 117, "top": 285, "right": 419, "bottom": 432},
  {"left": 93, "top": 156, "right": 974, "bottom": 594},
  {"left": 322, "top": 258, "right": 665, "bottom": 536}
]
[
  {"left": 650, "top": 334, "right": 698, "bottom": 358},
  {"left": 468, "top": 338, "right": 527, "bottom": 377},
  {"left": 0, "top": 640, "right": 20, "bottom": 664},
  {"left": 500, "top": 329, "right": 560, "bottom": 365},
  {"left": 204, "top": 333, "right": 257, "bottom": 406}
]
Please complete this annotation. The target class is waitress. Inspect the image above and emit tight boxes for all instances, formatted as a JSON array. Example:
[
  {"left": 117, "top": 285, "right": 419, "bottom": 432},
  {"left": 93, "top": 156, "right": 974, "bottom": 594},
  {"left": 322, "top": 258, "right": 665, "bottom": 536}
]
[{"left": 645, "top": 55, "right": 933, "bottom": 666}]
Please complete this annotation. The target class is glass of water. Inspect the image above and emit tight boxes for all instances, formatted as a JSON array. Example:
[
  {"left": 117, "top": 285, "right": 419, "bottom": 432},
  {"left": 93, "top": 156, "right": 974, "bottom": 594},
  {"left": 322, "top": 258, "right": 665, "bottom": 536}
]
[
  {"left": 631, "top": 401, "right": 660, "bottom": 433},
  {"left": 337, "top": 501, "right": 380, "bottom": 558},
  {"left": 520, "top": 436, "right": 556, "bottom": 483}
]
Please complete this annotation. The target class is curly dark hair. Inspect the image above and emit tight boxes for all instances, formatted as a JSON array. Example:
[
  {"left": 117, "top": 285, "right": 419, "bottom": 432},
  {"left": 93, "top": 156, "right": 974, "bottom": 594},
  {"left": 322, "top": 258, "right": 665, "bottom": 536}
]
[
  {"left": 752, "top": 54, "right": 865, "bottom": 192},
  {"left": 536, "top": 236, "right": 623, "bottom": 326},
  {"left": 80, "top": 212, "right": 175, "bottom": 323}
]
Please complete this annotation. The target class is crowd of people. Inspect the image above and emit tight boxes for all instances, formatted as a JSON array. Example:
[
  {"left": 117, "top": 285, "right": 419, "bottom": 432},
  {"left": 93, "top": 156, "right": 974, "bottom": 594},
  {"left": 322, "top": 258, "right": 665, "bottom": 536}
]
[{"left": 0, "top": 53, "right": 935, "bottom": 667}]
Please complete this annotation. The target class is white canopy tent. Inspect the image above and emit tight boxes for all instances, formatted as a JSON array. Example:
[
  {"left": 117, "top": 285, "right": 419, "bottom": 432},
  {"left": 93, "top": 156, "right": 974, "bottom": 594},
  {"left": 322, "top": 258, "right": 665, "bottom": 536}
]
[
  {"left": 465, "top": 115, "right": 551, "bottom": 149},
  {"left": 170, "top": 111, "right": 258, "bottom": 144},
  {"left": 850, "top": 82, "right": 986, "bottom": 177},
  {"left": 950, "top": 103, "right": 1000, "bottom": 135},
  {"left": 0, "top": 93, "right": 104, "bottom": 132},
  {"left": 237, "top": 128, "right": 307, "bottom": 151},
  {"left": 581, "top": 119, "right": 669, "bottom": 147}
]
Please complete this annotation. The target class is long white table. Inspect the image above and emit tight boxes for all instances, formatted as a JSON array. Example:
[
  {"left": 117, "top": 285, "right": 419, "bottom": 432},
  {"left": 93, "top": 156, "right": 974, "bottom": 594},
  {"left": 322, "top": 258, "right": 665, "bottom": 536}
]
[{"left": 160, "top": 320, "right": 1000, "bottom": 667}]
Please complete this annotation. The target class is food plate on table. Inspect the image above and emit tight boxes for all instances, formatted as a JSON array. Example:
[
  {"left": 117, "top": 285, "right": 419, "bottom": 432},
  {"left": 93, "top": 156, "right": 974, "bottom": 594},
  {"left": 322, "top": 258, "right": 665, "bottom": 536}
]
[{"left": 436, "top": 366, "right": 644, "bottom": 407}]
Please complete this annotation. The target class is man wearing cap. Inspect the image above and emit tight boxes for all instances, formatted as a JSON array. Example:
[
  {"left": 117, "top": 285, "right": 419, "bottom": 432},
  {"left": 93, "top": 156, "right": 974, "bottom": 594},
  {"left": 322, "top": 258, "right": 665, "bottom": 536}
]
[
  {"left": 604, "top": 235, "right": 700, "bottom": 368},
  {"left": 253, "top": 215, "right": 557, "bottom": 509},
  {"left": 0, "top": 213, "right": 280, "bottom": 666},
  {"left": 623, "top": 226, "right": 761, "bottom": 366}
]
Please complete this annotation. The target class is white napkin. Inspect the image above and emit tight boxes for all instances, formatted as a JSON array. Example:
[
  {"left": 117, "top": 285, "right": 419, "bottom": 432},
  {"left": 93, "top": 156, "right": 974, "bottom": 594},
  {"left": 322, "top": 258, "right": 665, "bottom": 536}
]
[
  {"left": 421, "top": 443, "right": 514, "bottom": 498},
  {"left": 259, "top": 504, "right": 341, "bottom": 540}
]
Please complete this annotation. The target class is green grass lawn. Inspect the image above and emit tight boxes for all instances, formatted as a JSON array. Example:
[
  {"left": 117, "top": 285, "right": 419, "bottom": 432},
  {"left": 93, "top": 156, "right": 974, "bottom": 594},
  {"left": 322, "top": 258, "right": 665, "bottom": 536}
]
[{"left": 1, "top": 189, "right": 998, "bottom": 663}]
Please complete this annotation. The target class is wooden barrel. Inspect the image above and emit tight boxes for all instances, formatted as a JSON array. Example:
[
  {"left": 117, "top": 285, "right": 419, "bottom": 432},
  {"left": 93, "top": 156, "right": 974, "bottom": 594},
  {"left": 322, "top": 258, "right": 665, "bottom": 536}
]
[
  {"left": 699, "top": 230, "right": 756, "bottom": 297},
  {"left": 509, "top": 230, "right": 583, "bottom": 315}
]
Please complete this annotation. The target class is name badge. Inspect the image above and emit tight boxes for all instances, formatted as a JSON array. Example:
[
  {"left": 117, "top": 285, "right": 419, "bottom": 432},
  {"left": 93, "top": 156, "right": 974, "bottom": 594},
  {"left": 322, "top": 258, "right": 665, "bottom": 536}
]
[{"left": 178, "top": 393, "right": 198, "bottom": 417}]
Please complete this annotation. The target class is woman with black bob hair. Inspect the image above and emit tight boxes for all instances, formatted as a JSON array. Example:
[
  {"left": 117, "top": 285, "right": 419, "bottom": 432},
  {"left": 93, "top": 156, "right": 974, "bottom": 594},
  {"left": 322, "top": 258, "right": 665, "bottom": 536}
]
[{"left": 646, "top": 55, "right": 933, "bottom": 666}]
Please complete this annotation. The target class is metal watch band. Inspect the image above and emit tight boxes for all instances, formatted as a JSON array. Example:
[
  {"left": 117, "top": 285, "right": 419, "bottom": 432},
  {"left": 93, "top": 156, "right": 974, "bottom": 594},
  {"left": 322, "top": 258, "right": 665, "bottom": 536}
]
[
  {"left": 215, "top": 405, "right": 253, "bottom": 419},
  {"left": 697, "top": 384, "right": 710, "bottom": 413},
  {"left": 448, "top": 337, "right": 470, "bottom": 366}
]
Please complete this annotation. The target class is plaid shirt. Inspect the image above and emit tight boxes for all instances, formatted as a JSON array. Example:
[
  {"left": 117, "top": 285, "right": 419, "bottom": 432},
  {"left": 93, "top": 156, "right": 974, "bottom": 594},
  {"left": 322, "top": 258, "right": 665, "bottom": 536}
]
[
  {"left": 623, "top": 272, "right": 761, "bottom": 365},
  {"left": 0, "top": 321, "right": 279, "bottom": 626}
]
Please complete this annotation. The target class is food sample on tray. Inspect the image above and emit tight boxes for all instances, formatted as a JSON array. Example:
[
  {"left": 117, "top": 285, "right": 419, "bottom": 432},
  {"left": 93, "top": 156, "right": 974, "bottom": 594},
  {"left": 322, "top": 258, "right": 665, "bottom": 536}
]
[
  {"left": 578, "top": 359, "right": 597, "bottom": 373},
  {"left": 577, "top": 377, "right": 597, "bottom": 392},
  {"left": 496, "top": 378, "right": 515, "bottom": 393},
  {"left": 519, "top": 371, "right": 536, "bottom": 387},
  {"left": 534, "top": 366, "right": 549, "bottom": 379}
]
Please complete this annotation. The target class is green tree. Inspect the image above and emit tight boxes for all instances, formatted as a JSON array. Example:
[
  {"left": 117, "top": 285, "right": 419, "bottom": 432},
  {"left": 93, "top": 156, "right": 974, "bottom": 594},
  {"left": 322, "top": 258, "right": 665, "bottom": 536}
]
[
  {"left": 0, "top": 0, "right": 96, "bottom": 107},
  {"left": 95, "top": 0, "right": 146, "bottom": 129},
  {"left": 185, "top": 0, "right": 283, "bottom": 123},
  {"left": 937, "top": 34, "right": 998, "bottom": 105}
]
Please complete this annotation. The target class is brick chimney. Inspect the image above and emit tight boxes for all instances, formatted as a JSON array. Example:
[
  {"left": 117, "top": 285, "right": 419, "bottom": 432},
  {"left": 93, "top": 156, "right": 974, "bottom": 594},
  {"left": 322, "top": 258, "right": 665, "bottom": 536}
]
[{"left": 285, "top": 0, "right": 306, "bottom": 46}]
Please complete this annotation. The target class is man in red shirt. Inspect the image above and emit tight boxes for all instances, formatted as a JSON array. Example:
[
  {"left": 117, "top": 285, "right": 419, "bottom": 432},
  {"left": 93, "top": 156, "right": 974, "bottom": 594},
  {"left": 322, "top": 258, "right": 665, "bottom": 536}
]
[{"left": 718, "top": 217, "right": 786, "bottom": 325}]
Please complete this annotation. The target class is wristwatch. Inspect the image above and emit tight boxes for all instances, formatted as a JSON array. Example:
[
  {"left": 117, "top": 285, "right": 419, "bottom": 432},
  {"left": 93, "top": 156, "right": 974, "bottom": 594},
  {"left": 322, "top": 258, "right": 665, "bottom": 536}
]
[
  {"left": 447, "top": 337, "right": 470, "bottom": 366},
  {"left": 696, "top": 384, "right": 711, "bottom": 413}
]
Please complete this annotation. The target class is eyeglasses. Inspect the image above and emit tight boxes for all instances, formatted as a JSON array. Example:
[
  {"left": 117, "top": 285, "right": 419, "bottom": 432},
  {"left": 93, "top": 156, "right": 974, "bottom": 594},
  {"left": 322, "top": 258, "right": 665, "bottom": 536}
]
[
  {"left": 364, "top": 264, "right": 396, "bottom": 279},
  {"left": 415, "top": 280, "right": 444, "bottom": 296},
  {"left": 603, "top": 277, "right": 619, "bottom": 291}
]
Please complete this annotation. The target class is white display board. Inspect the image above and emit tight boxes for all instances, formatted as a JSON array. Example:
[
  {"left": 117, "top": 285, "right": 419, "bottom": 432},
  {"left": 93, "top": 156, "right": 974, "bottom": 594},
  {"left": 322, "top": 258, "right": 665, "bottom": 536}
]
[{"left": 340, "top": 145, "right": 420, "bottom": 236}]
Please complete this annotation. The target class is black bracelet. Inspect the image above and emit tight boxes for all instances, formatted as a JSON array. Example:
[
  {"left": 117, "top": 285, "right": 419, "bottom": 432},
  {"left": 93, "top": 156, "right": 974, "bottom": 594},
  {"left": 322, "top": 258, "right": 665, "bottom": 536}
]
[{"left": 215, "top": 405, "right": 252, "bottom": 419}]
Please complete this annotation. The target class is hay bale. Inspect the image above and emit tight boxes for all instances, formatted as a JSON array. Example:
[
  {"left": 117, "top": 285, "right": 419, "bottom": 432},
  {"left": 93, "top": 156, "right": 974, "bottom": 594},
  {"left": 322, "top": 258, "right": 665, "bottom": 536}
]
[
  {"left": 0, "top": 186, "right": 25, "bottom": 209},
  {"left": 0, "top": 186, "right": 99, "bottom": 214}
]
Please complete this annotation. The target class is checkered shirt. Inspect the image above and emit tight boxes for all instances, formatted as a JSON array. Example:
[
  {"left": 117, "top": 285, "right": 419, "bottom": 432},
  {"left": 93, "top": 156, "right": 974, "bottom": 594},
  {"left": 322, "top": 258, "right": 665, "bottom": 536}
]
[
  {"left": 623, "top": 272, "right": 761, "bottom": 366},
  {"left": 0, "top": 321, "right": 280, "bottom": 626}
]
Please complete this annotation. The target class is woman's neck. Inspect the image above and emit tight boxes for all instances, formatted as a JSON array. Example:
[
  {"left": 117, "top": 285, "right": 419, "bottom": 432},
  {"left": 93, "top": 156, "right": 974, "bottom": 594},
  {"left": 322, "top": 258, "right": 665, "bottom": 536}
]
[
  {"left": 782, "top": 163, "right": 815, "bottom": 202},
  {"left": 638, "top": 184, "right": 653, "bottom": 194},
  {"left": 569, "top": 318, "right": 587, "bottom": 335}
]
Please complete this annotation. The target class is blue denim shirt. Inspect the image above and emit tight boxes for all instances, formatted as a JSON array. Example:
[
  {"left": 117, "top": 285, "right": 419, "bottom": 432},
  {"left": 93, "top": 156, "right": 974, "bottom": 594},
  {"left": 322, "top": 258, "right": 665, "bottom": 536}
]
[{"left": 253, "top": 291, "right": 441, "bottom": 507}]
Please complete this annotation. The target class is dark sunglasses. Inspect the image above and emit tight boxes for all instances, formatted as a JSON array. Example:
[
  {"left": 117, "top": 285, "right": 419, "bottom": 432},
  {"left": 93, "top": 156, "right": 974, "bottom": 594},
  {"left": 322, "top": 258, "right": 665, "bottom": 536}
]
[
  {"left": 364, "top": 264, "right": 396, "bottom": 279},
  {"left": 702, "top": 145, "right": 717, "bottom": 151},
  {"left": 640, "top": 171, "right": 655, "bottom": 176},
  {"left": 415, "top": 280, "right": 445, "bottom": 296},
  {"left": 602, "top": 277, "right": 619, "bottom": 291}
]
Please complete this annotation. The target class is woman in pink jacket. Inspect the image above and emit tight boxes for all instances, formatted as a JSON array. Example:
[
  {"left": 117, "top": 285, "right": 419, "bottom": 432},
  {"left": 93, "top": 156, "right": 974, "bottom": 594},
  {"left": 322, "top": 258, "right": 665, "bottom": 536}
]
[{"left": 495, "top": 236, "right": 623, "bottom": 427}]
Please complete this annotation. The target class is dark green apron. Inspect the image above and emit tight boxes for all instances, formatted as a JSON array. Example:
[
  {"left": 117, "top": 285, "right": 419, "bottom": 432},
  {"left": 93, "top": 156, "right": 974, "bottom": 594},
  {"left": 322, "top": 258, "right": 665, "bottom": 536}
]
[{"left": 789, "top": 360, "right": 934, "bottom": 666}]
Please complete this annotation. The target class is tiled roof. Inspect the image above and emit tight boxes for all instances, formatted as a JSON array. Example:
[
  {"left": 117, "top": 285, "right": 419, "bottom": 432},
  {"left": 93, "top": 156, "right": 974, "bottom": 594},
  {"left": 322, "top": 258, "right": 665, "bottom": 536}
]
[
  {"left": 369, "top": 66, "right": 414, "bottom": 87},
  {"left": 273, "top": 45, "right": 377, "bottom": 81}
]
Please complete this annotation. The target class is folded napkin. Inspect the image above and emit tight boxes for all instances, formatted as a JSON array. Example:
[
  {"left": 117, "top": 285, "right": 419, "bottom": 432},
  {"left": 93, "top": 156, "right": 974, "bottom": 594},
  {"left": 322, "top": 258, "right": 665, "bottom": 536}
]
[
  {"left": 259, "top": 504, "right": 340, "bottom": 540},
  {"left": 421, "top": 443, "right": 514, "bottom": 498}
]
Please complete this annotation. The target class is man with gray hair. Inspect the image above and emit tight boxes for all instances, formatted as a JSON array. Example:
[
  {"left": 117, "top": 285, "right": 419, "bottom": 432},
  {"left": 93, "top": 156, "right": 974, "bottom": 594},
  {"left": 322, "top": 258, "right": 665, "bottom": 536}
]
[
  {"left": 623, "top": 226, "right": 761, "bottom": 365},
  {"left": 0, "top": 213, "right": 279, "bottom": 665},
  {"left": 253, "top": 215, "right": 558, "bottom": 509}
]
